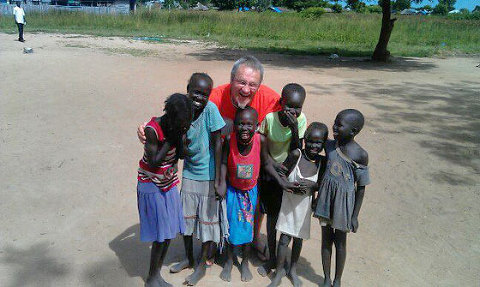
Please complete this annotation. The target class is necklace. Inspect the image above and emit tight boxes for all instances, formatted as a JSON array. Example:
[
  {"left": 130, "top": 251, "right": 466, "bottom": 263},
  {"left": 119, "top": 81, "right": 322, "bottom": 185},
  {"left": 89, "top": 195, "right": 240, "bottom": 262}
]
[{"left": 303, "top": 150, "right": 317, "bottom": 163}]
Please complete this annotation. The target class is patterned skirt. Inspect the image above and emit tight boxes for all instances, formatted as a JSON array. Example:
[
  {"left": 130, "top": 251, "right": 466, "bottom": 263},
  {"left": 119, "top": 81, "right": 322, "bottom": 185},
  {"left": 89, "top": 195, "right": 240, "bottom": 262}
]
[{"left": 226, "top": 184, "right": 258, "bottom": 246}]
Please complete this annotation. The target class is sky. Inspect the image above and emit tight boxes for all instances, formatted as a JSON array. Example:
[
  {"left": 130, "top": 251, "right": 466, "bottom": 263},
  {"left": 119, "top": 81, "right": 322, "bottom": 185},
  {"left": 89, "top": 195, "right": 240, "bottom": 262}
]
[{"left": 411, "top": 0, "right": 479, "bottom": 11}]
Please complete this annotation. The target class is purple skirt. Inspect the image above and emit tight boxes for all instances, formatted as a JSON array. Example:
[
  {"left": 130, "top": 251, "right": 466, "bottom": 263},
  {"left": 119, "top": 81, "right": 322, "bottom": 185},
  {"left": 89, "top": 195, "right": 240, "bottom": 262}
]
[{"left": 137, "top": 181, "right": 185, "bottom": 242}]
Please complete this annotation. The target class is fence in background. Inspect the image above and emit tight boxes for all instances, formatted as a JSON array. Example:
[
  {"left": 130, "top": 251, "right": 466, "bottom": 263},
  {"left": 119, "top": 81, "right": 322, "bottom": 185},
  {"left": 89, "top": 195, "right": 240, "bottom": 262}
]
[{"left": 1, "top": 3, "right": 130, "bottom": 15}]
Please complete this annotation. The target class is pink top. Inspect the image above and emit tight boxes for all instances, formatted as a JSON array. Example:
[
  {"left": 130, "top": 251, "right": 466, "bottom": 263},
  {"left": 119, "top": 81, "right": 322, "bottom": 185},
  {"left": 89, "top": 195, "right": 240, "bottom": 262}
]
[
  {"left": 227, "top": 132, "right": 261, "bottom": 191},
  {"left": 138, "top": 117, "right": 179, "bottom": 191}
]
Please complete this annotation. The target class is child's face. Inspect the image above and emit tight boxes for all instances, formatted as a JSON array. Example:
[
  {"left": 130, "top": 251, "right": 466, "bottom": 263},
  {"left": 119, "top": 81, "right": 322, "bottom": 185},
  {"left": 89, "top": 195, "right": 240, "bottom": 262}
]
[
  {"left": 333, "top": 114, "right": 355, "bottom": 141},
  {"left": 234, "top": 111, "right": 258, "bottom": 145},
  {"left": 305, "top": 129, "right": 327, "bottom": 159},
  {"left": 187, "top": 79, "right": 212, "bottom": 113},
  {"left": 280, "top": 91, "right": 305, "bottom": 119}
]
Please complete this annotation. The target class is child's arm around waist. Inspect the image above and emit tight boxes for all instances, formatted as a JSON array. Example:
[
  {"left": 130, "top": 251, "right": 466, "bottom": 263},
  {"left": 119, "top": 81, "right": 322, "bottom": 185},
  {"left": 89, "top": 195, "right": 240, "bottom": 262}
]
[{"left": 260, "top": 134, "right": 298, "bottom": 192}]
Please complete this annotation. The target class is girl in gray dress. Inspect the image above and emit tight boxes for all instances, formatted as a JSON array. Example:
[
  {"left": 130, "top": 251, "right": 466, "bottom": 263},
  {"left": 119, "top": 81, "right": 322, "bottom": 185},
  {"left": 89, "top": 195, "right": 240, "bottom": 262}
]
[{"left": 314, "top": 109, "right": 370, "bottom": 287}]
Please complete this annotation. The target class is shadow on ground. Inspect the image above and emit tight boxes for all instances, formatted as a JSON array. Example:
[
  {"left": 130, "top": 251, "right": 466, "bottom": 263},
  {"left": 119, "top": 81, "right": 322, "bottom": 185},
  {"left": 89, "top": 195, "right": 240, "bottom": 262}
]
[
  {"left": 1, "top": 242, "right": 70, "bottom": 287},
  {"left": 315, "top": 79, "right": 480, "bottom": 185},
  {"left": 187, "top": 47, "right": 437, "bottom": 72}
]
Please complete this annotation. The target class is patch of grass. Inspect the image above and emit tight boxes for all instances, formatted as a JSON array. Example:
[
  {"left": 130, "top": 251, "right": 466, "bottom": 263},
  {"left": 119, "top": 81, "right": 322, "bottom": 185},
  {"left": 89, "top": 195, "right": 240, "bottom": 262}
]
[
  {"left": 64, "top": 43, "right": 90, "bottom": 48},
  {"left": 0, "top": 10, "right": 478, "bottom": 57},
  {"left": 101, "top": 47, "right": 158, "bottom": 57}
]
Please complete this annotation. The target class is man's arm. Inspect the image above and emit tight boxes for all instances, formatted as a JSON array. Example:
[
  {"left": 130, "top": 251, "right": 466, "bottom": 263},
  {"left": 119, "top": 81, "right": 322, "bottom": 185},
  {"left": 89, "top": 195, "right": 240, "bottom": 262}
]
[{"left": 137, "top": 121, "right": 148, "bottom": 144}]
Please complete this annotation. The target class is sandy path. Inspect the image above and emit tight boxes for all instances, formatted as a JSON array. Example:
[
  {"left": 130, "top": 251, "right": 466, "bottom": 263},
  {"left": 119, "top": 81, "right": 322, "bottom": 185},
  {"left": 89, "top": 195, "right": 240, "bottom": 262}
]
[{"left": 1, "top": 32, "right": 479, "bottom": 287}]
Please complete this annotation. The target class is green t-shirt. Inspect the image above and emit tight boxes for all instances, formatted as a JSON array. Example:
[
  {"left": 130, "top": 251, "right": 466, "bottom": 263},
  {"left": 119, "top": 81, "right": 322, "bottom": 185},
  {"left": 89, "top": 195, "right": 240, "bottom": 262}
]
[{"left": 259, "top": 111, "right": 307, "bottom": 163}]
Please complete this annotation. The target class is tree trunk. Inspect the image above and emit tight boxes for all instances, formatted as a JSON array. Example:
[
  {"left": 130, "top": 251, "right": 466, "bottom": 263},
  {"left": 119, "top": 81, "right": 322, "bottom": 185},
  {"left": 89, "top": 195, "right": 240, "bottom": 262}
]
[{"left": 372, "top": 0, "right": 397, "bottom": 62}]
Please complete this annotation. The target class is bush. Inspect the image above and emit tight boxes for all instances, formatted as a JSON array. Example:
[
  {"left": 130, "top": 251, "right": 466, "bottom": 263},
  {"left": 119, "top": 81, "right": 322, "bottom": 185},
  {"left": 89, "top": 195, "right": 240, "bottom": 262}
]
[
  {"left": 367, "top": 5, "right": 382, "bottom": 14},
  {"left": 432, "top": 4, "right": 448, "bottom": 15},
  {"left": 331, "top": 3, "right": 342, "bottom": 13},
  {"left": 300, "top": 7, "right": 325, "bottom": 18},
  {"left": 448, "top": 11, "right": 480, "bottom": 20}
]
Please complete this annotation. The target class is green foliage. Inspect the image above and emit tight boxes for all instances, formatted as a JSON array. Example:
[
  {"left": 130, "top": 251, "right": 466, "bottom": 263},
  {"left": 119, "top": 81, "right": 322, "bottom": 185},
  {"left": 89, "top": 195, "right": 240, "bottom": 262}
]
[
  {"left": 432, "top": 3, "right": 448, "bottom": 15},
  {"left": 392, "top": 0, "right": 410, "bottom": 11},
  {"left": 211, "top": 0, "right": 236, "bottom": 10},
  {"left": 448, "top": 11, "right": 480, "bottom": 20},
  {"left": 420, "top": 5, "right": 433, "bottom": 11},
  {"left": 366, "top": 5, "right": 382, "bottom": 13},
  {"left": 347, "top": 0, "right": 366, "bottom": 12},
  {"left": 1, "top": 10, "right": 478, "bottom": 57},
  {"left": 254, "top": 0, "right": 272, "bottom": 11},
  {"left": 331, "top": 3, "right": 342, "bottom": 13},
  {"left": 299, "top": 7, "right": 325, "bottom": 18},
  {"left": 288, "top": 0, "right": 329, "bottom": 11},
  {"left": 474, "top": 6, "right": 480, "bottom": 13},
  {"left": 438, "top": 0, "right": 456, "bottom": 11}
]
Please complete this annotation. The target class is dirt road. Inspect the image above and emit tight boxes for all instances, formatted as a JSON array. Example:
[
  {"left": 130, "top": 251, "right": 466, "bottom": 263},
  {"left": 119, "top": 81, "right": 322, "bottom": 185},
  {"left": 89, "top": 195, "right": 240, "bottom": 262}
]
[{"left": 1, "top": 33, "right": 479, "bottom": 287}]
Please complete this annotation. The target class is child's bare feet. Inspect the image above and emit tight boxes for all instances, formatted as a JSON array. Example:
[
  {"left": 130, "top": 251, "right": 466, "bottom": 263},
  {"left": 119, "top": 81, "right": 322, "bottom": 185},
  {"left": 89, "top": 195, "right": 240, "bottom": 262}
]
[
  {"left": 332, "top": 278, "right": 341, "bottom": 287},
  {"left": 257, "top": 260, "right": 275, "bottom": 277},
  {"left": 170, "top": 259, "right": 192, "bottom": 273},
  {"left": 219, "top": 260, "right": 233, "bottom": 282},
  {"left": 267, "top": 267, "right": 286, "bottom": 287},
  {"left": 240, "top": 259, "right": 253, "bottom": 282},
  {"left": 185, "top": 264, "right": 206, "bottom": 286},
  {"left": 322, "top": 277, "right": 332, "bottom": 287},
  {"left": 288, "top": 266, "right": 302, "bottom": 287},
  {"left": 145, "top": 274, "right": 172, "bottom": 287}
]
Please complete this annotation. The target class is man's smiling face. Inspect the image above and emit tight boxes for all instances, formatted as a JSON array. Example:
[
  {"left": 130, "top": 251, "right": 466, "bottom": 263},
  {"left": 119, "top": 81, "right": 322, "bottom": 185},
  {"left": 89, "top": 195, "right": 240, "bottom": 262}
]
[{"left": 230, "top": 65, "right": 261, "bottom": 109}]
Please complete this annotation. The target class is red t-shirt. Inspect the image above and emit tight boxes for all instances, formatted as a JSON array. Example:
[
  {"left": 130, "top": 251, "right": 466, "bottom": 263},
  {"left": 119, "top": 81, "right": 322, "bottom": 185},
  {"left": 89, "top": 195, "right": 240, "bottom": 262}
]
[{"left": 209, "top": 83, "right": 281, "bottom": 123}]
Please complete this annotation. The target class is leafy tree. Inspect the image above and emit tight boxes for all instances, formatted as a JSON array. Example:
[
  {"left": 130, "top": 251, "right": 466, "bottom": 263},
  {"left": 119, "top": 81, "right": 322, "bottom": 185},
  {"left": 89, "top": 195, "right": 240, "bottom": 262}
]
[
  {"left": 392, "top": 0, "right": 410, "bottom": 11},
  {"left": 438, "top": 0, "right": 455, "bottom": 11},
  {"left": 432, "top": 3, "right": 448, "bottom": 15},
  {"left": 459, "top": 8, "right": 469, "bottom": 14},
  {"left": 211, "top": 0, "right": 237, "bottom": 9},
  {"left": 474, "top": 5, "right": 480, "bottom": 13},
  {"left": 420, "top": 4, "right": 433, "bottom": 11}
]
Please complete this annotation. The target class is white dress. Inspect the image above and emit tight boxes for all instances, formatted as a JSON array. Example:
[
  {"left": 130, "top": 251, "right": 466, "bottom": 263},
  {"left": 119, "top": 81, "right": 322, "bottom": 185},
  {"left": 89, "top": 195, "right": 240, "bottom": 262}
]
[{"left": 276, "top": 150, "right": 320, "bottom": 240}]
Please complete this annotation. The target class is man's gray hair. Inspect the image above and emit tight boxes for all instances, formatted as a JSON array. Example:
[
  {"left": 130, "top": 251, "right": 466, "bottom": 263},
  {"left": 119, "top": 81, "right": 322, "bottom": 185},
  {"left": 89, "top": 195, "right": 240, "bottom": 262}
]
[{"left": 230, "top": 55, "right": 264, "bottom": 83}]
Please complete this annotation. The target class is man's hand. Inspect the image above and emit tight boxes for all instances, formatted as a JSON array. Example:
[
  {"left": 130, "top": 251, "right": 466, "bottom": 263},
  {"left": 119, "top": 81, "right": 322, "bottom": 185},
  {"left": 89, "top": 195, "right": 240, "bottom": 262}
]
[
  {"left": 137, "top": 122, "right": 147, "bottom": 144},
  {"left": 351, "top": 217, "right": 359, "bottom": 233}
]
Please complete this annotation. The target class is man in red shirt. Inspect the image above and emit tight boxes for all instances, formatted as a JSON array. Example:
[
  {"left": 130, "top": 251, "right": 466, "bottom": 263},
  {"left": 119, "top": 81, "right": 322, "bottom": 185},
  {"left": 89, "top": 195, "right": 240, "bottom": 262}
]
[{"left": 209, "top": 55, "right": 281, "bottom": 125}]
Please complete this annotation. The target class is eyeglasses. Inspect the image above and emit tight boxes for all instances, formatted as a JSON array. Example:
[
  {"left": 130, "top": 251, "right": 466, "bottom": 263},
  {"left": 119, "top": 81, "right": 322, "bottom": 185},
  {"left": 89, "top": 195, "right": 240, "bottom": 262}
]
[{"left": 233, "top": 78, "right": 260, "bottom": 90}]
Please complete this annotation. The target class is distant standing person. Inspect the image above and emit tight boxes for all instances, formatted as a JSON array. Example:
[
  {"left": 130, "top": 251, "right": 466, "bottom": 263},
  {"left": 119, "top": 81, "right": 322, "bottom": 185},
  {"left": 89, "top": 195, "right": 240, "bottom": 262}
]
[{"left": 13, "top": 1, "right": 26, "bottom": 42}]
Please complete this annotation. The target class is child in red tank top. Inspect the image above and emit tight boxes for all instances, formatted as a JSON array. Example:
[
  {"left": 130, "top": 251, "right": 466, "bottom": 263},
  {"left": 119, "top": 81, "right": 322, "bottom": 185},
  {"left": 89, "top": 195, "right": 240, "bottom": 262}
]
[{"left": 217, "top": 107, "right": 286, "bottom": 283}]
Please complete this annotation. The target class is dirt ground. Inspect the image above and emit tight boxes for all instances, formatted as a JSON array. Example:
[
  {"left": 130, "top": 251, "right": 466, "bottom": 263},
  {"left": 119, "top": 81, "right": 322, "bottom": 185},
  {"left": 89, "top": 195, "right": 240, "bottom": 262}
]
[{"left": 1, "top": 32, "right": 479, "bottom": 287}]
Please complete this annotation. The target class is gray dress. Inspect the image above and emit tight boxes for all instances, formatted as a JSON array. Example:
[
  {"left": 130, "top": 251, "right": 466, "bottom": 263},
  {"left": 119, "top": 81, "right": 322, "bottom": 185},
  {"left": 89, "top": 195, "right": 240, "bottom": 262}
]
[{"left": 314, "top": 141, "right": 370, "bottom": 232}]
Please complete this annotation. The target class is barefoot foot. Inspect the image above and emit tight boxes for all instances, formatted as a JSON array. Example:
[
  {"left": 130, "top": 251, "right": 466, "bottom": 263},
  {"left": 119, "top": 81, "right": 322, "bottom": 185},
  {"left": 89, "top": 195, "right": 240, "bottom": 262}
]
[
  {"left": 240, "top": 260, "right": 253, "bottom": 282},
  {"left": 220, "top": 260, "right": 233, "bottom": 282},
  {"left": 186, "top": 265, "right": 206, "bottom": 286},
  {"left": 145, "top": 274, "right": 172, "bottom": 287},
  {"left": 288, "top": 267, "right": 302, "bottom": 287},
  {"left": 267, "top": 267, "right": 286, "bottom": 287},
  {"left": 333, "top": 278, "right": 341, "bottom": 287},
  {"left": 170, "top": 259, "right": 192, "bottom": 273},
  {"left": 322, "top": 277, "right": 332, "bottom": 287},
  {"left": 257, "top": 260, "right": 275, "bottom": 277}
]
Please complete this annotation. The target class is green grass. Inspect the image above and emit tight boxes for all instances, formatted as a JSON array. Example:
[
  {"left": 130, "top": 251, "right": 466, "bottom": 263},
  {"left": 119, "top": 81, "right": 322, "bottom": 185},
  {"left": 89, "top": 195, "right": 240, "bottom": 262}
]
[{"left": 1, "top": 9, "right": 479, "bottom": 57}]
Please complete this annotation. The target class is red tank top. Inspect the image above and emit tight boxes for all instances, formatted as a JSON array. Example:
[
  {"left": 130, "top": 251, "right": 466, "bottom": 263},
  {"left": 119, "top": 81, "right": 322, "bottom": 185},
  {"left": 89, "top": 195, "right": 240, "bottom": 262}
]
[
  {"left": 138, "top": 117, "right": 179, "bottom": 191},
  {"left": 227, "top": 132, "right": 261, "bottom": 191}
]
